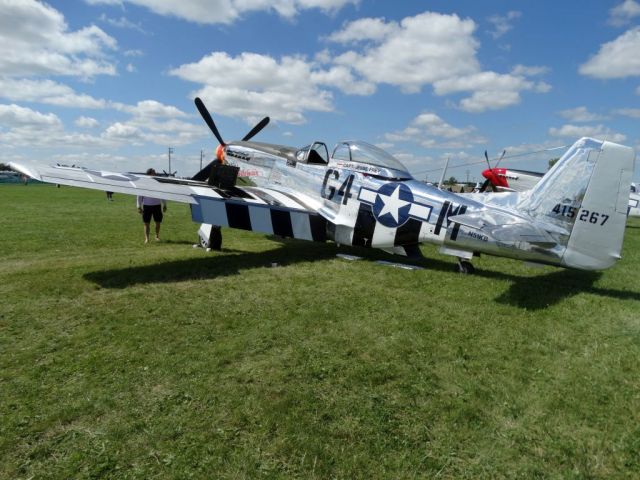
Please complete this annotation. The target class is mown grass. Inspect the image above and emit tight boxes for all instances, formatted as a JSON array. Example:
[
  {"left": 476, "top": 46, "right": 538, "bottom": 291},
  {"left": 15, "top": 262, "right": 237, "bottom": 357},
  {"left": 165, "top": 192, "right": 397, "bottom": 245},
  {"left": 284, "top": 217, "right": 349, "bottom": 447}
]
[{"left": 1, "top": 184, "right": 639, "bottom": 479}]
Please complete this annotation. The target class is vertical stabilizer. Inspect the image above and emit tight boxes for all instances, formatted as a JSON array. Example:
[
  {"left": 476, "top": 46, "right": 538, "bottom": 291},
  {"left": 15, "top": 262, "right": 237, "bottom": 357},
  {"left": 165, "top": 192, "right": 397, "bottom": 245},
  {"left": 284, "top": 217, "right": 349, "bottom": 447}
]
[{"left": 518, "top": 137, "right": 635, "bottom": 270}]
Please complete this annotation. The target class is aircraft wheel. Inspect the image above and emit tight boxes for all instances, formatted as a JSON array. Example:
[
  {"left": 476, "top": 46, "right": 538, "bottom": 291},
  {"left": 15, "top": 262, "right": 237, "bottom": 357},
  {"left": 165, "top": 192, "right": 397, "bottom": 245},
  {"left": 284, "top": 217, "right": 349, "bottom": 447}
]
[{"left": 456, "top": 260, "right": 475, "bottom": 274}]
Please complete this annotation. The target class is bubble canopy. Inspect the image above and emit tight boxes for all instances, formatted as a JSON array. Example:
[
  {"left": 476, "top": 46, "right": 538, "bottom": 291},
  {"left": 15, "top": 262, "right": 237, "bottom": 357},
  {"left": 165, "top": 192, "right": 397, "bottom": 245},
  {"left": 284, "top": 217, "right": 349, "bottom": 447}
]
[{"left": 331, "top": 141, "right": 411, "bottom": 177}]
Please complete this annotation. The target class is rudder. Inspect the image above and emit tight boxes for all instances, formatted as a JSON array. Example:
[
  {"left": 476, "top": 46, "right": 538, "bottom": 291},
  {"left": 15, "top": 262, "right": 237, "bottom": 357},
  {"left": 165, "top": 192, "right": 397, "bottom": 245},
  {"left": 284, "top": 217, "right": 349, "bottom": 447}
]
[
  {"left": 563, "top": 140, "right": 634, "bottom": 269},
  {"left": 517, "top": 137, "right": 635, "bottom": 270}
]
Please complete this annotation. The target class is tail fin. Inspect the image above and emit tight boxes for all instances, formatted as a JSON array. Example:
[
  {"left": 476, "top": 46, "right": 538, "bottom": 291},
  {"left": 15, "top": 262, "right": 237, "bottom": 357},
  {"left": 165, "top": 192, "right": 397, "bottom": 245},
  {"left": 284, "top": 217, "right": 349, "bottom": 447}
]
[{"left": 518, "top": 137, "right": 635, "bottom": 270}]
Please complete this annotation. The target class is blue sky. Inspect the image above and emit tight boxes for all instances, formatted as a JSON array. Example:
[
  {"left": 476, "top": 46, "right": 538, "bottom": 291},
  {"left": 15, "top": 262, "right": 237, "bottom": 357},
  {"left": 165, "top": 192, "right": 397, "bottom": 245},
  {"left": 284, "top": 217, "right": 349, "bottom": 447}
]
[{"left": 1, "top": 0, "right": 639, "bottom": 182}]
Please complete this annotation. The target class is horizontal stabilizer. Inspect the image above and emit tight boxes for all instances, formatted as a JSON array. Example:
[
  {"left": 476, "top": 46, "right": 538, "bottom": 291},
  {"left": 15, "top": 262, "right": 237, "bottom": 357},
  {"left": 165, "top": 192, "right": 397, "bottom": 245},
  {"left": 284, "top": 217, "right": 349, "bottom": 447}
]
[{"left": 449, "top": 209, "right": 568, "bottom": 246}]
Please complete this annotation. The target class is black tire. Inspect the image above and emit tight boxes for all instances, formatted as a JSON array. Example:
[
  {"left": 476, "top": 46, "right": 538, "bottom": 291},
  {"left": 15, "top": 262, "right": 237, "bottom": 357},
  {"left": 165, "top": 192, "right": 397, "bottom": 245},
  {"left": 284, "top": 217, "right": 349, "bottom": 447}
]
[{"left": 457, "top": 260, "right": 475, "bottom": 274}]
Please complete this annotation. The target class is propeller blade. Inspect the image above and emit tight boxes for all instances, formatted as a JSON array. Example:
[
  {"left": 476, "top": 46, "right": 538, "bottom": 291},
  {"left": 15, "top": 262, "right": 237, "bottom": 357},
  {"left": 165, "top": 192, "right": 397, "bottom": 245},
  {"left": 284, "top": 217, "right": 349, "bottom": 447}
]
[
  {"left": 194, "top": 97, "right": 225, "bottom": 146},
  {"left": 484, "top": 150, "right": 492, "bottom": 170},
  {"left": 242, "top": 116, "right": 270, "bottom": 142},
  {"left": 494, "top": 149, "right": 507, "bottom": 169},
  {"left": 479, "top": 179, "right": 491, "bottom": 193}
]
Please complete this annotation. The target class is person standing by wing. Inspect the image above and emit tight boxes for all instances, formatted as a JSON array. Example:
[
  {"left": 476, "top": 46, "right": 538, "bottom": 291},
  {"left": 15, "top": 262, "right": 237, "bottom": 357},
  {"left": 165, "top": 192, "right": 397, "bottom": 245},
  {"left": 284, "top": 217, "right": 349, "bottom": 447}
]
[{"left": 137, "top": 168, "right": 167, "bottom": 243}]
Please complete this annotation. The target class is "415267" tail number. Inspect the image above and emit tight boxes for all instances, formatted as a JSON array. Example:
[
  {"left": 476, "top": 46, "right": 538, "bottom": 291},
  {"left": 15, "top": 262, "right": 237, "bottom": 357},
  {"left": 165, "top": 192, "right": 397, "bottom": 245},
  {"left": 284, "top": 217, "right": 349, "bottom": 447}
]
[{"left": 552, "top": 204, "right": 609, "bottom": 226}]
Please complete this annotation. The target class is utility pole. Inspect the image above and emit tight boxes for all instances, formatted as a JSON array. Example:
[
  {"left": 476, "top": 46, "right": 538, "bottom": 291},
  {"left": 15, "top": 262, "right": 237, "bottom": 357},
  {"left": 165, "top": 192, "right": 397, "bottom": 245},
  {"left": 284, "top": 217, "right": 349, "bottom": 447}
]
[
  {"left": 168, "top": 147, "right": 174, "bottom": 174},
  {"left": 466, "top": 169, "right": 470, "bottom": 184},
  {"left": 200, "top": 149, "right": 204, "bottom": 170}
]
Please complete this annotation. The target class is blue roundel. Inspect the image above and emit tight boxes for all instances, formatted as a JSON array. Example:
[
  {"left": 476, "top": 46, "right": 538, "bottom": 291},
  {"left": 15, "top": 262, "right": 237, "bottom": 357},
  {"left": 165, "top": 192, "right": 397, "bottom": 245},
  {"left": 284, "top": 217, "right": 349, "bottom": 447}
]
[{"left": 372, "top": 182, "right": 414, "bottom": 228}]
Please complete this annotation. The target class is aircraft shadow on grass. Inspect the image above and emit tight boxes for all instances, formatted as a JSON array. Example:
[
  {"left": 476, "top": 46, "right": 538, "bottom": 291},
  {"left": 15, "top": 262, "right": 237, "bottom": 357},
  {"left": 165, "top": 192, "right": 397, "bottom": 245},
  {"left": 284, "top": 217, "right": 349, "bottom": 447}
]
[{"left": 84, "top": 239, "right": 640, "bottom": 311}]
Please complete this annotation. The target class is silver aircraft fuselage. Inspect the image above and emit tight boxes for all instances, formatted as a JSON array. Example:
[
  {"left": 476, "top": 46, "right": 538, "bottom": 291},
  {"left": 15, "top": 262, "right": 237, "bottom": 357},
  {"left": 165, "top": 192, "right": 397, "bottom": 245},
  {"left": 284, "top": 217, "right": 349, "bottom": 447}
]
[{"left": 223, "top": 140, "right": 567, "bottom": 266}]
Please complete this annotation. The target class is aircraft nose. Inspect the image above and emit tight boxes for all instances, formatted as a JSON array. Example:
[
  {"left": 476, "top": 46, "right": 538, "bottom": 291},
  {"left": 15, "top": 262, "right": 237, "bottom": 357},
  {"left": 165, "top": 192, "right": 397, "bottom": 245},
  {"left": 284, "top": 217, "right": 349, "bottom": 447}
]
[{"left": 216, "top": 144, "right": 225, "bottom": 163}]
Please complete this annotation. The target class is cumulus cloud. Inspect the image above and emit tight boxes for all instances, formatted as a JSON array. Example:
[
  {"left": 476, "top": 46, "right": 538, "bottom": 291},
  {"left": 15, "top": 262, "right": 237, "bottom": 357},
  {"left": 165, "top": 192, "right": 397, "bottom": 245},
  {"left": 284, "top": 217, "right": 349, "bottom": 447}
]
[
  {"left": 85, "top": 0, "right": 357, "bottom": 24},
  {"left": 115, "top": 100, "right": 188, "bottom": 118},
  {"left": 332, "top": 12, "right": 480, "bottom": 94},
  {"left": 487, "top": 11, "right": 521, "bottom": 39},
  {"left": 511, "top": 64, "right": 549, "bottom": 76},
  {"left": 103, "top": 100, "right": 203, "bottom": 146},
  {"left": 170, "top": 52, "right": 336, "bottom": 123},
  {"left": 75, "top": 116, "right": 99, "bottom": 128},
  {"left": 384, "top": 112, "right": 485, "bottom": 149},
  {"left": 558, "top": 106, "right": 605, "bottom": 122},
  {"left": 103, "top": 122, "right": 143, "bottom": 142},
  {"left": 0, "top": 104, "right": 106, "bottom": 149},
  {"left": 613, "top": 107, "right": 640, "bottom": 118},
  {"left": 580, "top": 27, "right": 640, "bottom": 79},
  {"left": 98, "top": 13, "right": 148, "bottom": 34},
  {"left": 608, "top": 0, "right": 640, "bottom": 26},
  {"left": 0, "top": 77, "right": 107, "bottom": 109},
  {"left": 0, "top": 96, "right": 203, "bottom": 150},
  {"left": 167, "top": 11, "right": 550, "bottom": 123},
  {"left": 324, "top": 12, "right": 550, "bottom": 111},
  {"left": 326, "top": 17, "right": 399, "bottom": 43},
  {"left": 310, "top": 66, "right": 376, "bottom": 95},
  {"left": 433, "top": 71, "right": 550, "bottom": 113},
  {"left": 549, "top": 124, "right": 626, "bottom": 143},
  {"left": 124, "top": 49, "right": 144, "bottom": 57},
  {"left": 0, "top": 103, "right": 61, "bottom": 127},
  {"left": 0, "top": 0, "right": 117, "bottom": 78}
]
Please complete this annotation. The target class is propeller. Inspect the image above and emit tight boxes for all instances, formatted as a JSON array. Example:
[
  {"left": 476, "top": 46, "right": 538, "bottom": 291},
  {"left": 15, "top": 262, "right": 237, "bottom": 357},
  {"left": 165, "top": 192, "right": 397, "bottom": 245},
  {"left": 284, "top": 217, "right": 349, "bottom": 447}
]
[
  {"left": 194, "top": 96, "right": 270, "bottom": 145},
  {"left": 483, "top": 150, "right": 492, "bottom": 170},
  {"left": 479, "top": 149, "right": 507, "bottom": 192},
  {"left": 242, "top": 116, "right": 270, "bottom": 141},
  {"left": 479, "top": 150, "right": 495, "bottom": 192},
  {"left": 195, "top": 97, "right": 225, "bottom": 146},
  {"left": 479, "top": 178, "right": 493, "bottom": 193}
]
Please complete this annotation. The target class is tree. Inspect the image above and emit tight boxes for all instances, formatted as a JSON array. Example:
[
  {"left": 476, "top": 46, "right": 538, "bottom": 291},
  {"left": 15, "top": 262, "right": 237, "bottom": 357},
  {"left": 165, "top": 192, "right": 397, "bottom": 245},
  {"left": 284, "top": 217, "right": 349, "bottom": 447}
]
[
  {"left": 0, "top": 163, "right": 12, "bottom": 171},
  {"left": 548, "top": 157, "right": 559, "bottom": 170},
  {"left": 446, "top": 176, "right": 458, "bottom": 185}
]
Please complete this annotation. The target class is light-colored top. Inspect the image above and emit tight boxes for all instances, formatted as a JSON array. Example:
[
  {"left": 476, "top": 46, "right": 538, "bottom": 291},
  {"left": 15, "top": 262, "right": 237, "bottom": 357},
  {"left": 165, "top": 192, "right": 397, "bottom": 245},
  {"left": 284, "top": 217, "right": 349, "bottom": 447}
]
[{"left": 137, "top": 196, "right": 166, "bottom": 208}]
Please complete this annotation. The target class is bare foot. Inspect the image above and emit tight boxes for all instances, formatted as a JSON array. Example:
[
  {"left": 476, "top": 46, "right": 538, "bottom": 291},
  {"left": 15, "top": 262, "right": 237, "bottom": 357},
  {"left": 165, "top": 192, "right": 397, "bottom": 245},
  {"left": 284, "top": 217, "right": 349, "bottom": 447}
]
[{"left": 144, "top": 238, "right": 149, "bottom": 244}]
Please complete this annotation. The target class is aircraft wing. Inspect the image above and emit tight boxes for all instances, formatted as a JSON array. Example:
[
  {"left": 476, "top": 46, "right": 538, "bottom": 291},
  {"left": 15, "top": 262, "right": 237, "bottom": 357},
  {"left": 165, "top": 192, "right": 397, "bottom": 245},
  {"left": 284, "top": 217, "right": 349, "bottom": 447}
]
[
  {"left": 9, "top": 162, "right": 328, "bottom": 242},
  {"left": 448, "top": 209, "right": 569, "bottom": 246},
  {"left": 10, "top": 162, "right": 201, "bottom": 203}
]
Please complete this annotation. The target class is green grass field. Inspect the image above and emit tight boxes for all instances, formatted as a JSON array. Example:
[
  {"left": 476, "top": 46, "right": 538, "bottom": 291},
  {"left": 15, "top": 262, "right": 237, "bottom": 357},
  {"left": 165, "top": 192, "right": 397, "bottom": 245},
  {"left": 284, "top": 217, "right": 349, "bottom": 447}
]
[{"left": 1, "top": 184, "right": 639, "bottom": 479}]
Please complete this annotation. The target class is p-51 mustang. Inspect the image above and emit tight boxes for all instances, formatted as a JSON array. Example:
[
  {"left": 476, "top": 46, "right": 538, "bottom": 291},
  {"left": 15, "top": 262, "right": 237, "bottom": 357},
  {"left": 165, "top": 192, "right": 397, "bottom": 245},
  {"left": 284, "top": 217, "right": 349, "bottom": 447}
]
[{"left": 11, "top": 98, "right": 636, "bottom": 273}]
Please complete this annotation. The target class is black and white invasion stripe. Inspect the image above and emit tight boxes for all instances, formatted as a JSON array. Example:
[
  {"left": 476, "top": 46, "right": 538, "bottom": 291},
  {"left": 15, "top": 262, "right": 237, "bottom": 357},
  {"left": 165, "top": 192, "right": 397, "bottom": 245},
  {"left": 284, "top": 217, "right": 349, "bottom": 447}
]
[{"left": 190, "top": 187, "right": 327, "bottom": 242}]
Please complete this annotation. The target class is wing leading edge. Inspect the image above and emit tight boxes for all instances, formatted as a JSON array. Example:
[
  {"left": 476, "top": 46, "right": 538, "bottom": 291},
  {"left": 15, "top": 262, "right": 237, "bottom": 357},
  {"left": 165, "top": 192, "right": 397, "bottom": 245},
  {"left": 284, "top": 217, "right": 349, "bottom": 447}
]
[{"left": 10, "top": 162, "right": 328, "bottom": 242}]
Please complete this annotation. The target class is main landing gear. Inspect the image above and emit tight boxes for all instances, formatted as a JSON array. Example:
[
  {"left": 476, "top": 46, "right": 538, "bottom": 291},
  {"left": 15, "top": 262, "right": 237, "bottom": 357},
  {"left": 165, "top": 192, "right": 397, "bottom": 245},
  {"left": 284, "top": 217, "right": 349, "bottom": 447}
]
[{"left": 456, "top": 258, "right": 475, "bottom": 274}]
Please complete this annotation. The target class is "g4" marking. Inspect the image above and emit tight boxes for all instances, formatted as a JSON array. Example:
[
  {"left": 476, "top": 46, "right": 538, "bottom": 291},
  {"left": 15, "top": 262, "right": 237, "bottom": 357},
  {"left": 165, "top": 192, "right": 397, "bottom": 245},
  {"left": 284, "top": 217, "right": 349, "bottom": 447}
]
[{"left": 322, "top": 169, "right": 354, "bottom": 205}]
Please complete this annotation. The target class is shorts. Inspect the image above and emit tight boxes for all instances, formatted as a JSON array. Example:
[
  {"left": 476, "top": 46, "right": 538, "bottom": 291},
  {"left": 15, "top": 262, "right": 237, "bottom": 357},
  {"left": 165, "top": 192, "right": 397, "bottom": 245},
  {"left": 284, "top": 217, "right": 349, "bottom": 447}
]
[{"left": 142, "top": 204, "right": 163, "bottom": 223}]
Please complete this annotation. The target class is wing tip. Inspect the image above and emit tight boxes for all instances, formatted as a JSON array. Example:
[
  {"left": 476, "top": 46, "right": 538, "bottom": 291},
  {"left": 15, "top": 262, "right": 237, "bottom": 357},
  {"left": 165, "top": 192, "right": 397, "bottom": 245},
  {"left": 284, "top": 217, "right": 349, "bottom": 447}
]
[{"left": 8, "top": 162, "right": 43, "bottom": 181}]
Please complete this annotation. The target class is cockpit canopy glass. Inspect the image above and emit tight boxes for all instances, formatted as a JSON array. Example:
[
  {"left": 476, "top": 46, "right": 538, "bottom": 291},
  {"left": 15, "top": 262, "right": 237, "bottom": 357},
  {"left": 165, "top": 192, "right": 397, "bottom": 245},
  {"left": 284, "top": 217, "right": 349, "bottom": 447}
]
[{"left": 332, "top": 141, "right": 410, "bottom": 174}]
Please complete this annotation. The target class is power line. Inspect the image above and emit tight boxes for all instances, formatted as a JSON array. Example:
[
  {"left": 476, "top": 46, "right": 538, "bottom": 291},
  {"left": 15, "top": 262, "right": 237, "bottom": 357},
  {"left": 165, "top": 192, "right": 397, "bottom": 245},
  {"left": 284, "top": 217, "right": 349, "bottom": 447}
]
[{"left": 412, "top": 144, "right": 569, "bottom": 175}]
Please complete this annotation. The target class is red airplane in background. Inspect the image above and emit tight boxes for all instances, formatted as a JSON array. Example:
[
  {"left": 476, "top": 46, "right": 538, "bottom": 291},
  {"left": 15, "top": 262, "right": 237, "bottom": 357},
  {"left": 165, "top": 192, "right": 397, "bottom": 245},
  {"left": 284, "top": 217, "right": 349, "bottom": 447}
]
[{"left": 480, "top": 167, "right": 543, "bottom": 192}]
